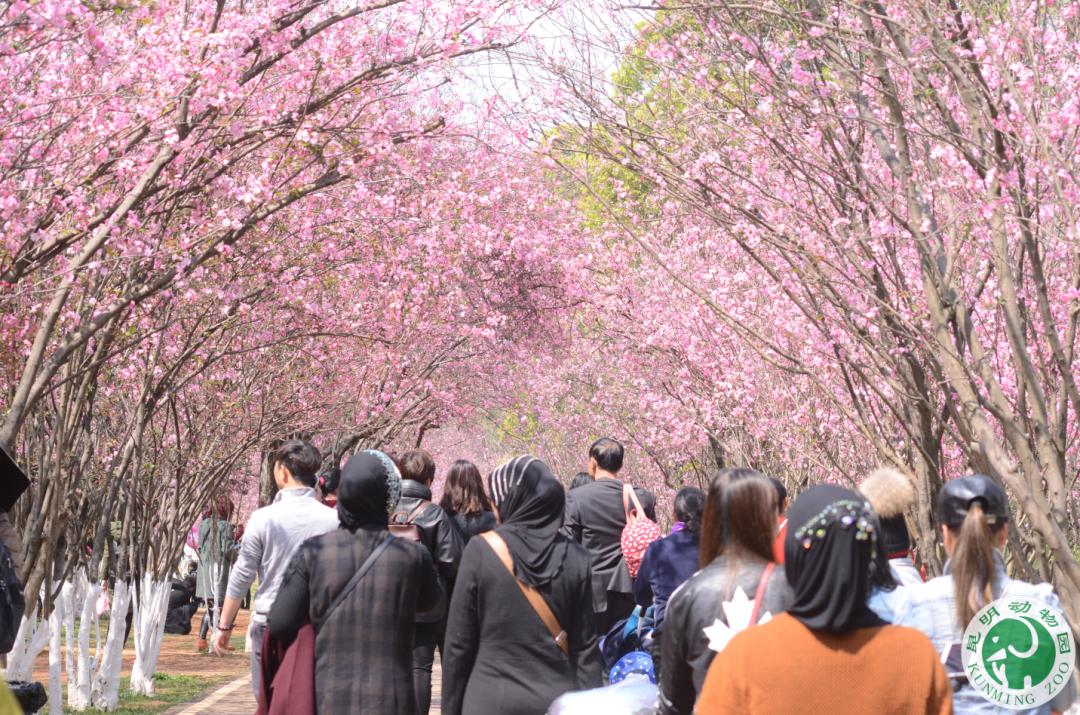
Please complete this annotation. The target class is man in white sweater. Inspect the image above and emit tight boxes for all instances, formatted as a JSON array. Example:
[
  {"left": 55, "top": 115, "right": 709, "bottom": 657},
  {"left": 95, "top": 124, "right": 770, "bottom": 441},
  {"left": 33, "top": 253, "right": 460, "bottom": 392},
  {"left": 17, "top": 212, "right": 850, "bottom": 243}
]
[{"left": 212, "top": 439, "right": 338, "bottom": 695}]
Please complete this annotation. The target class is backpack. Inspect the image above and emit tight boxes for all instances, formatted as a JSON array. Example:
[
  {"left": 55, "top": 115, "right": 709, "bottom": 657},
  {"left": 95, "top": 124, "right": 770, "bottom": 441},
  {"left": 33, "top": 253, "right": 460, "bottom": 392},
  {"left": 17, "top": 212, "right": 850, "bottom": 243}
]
[
  {"left": 389, "top": 500, "right": 430, "bottom": 544},
  {"left": 600, "top": 604, "right": 656, "bottom": 670},
  {"left": 620, "top": 485, "right": 662, "bottom": 579},
  {"left": 0, "top": 541, "right": 26, "bottom": 655}
]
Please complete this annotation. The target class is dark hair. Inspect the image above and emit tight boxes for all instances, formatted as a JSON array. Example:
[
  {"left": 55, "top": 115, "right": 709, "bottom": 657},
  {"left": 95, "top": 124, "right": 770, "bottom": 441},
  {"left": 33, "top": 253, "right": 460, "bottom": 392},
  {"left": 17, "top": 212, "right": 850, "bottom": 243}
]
[
  {"left": 950, "top": 503, "right": 1005, "bottom": 629},
  {"left": 588, "top": 437, "right": 624, "bottom": 474},
  {"left": 439, "top": 460, "right": 492, "bottom": 517},
  {"left": 674, "top": 486, "right": 706, "bottom": 535},
  {"left": 213, "top": 494, "right": 234, "bottom": 520},
  {"left": 274, "top": 439, "right": 321, "bottom": 487},
  {"left": 399, "top": 449, "right": 436, "bottom": 484},
  {"left": 769, "top": 477, "right": 788, "bottom": 512},
  {"left": 569, "top": 472, "right": 592, "bottom": 490},
  {"left": 318, "top": 465, "right": 342, "bottom": 496},
  {"left": 700, "top": 468, "right": 776, "bottom": 569}
]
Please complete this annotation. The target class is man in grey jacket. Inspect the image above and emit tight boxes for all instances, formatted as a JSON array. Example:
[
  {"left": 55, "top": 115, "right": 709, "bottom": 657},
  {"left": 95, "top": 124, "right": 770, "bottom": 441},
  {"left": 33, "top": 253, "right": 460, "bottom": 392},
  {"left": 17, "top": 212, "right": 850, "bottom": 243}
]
[{"left": 211, "top": 439, "right": 338, "bottom": 695}]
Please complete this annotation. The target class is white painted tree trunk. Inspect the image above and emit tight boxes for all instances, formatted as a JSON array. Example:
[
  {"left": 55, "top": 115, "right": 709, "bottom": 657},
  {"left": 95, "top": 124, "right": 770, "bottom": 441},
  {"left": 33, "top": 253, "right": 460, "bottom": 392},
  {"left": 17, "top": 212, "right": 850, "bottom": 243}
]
[
  {"left": 65, "top": 572, "right": 100, "bottom": 711},
  {"left": 4, "top": 606, "right": 50, "bottom": 681},
  {"left": 61, "top": 580, "right": 78, "bottom": 708},
  {"left": 93, "top": 586, "right": 103, "bottom": 666},
  {"left": 91, "top": 580, "right": 131, "bottom": 710},
  {"left": 129, "top": 575, "right": 170, "bottom": 696},
  {"left": 48, "top": 597, "right": 65, "bottom": 715}
]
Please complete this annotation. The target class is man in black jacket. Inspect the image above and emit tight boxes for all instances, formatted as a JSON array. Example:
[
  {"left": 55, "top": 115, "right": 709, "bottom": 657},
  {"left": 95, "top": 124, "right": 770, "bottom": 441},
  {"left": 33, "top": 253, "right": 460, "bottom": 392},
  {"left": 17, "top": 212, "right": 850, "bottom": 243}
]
[
  {"left": 394, "top": 449, "right": 463, "bottom": 715},
  {"left": 563, "top": 437, "right": 657, "bottom": 633}
]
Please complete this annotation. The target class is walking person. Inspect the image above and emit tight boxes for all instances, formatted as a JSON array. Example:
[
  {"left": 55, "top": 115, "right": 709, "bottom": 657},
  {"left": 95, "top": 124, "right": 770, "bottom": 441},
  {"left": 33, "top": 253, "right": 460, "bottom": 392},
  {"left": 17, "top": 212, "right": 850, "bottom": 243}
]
[
  {"left": 860, "top": 467, "right": 922, "bottom": 585},
  {"left": 563, "top": 437, "right": 656, "bottom": 632},
  {"left": 896, "top": 475, "right": 1077, "bottom": 714},
  {"left": 633, "top": 486, "right": 704, "bottom": 628},
  {"left": 212, "top": 439, "right": 339, "bottom": 696},
  {"left": 859, "top": 467, "right": 922, "bottom": 621},
  {"left": 569, "top": 472, "right": 591, "bottom": 490},
  {"left": 769, "top": 477, "right": 789, "bottom": 564},
  {"left": 442, "top": 455, "right": 603, "bottom": 715},
  {"left": 657, "top": 470, "right": 792, "bottom": 715},
  {"left": 317, "top": 464, "right": 342, "bottom": 508},
  {"left": 438, "top": 459, "right": 497, "bottom": 544},
  {"left": 268, "top": 450, "right": 441, "bottom": 714},
  {"left": 695, "top": 484, "right": 952, "bottom": 714},
  {"left": 195, "top": 495, "right": 237, "bottom": 652},
  {"left": 394, "top": 448, "right": 463, "bottom": 715}
]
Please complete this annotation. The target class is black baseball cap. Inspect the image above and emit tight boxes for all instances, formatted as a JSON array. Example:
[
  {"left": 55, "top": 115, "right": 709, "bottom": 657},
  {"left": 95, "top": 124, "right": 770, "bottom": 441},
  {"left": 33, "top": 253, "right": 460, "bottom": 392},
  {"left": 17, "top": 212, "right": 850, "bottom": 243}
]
[{"left": 938, "top": 475, "right": 1009, "bottom": 528}]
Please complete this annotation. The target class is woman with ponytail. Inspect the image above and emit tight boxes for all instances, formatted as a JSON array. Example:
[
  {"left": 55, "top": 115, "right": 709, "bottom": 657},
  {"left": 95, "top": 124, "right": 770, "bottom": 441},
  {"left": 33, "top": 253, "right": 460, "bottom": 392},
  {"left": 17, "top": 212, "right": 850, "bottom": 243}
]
[
  {"left": 633, "top": 486, "right": 705, "bottom": 628},
  {"left": 896, "top": 475, "right": 1077, "bottom": 714}
]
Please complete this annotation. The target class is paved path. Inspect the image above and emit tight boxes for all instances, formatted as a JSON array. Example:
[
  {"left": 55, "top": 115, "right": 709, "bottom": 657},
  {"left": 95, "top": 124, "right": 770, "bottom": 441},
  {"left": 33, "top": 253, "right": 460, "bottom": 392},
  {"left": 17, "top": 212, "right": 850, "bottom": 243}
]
[
  {"left": 165, "top": 675, "right": 254, "bottom": 715},
  {"left": 168, "top": 661, "right": 444, "bottom": 714}
]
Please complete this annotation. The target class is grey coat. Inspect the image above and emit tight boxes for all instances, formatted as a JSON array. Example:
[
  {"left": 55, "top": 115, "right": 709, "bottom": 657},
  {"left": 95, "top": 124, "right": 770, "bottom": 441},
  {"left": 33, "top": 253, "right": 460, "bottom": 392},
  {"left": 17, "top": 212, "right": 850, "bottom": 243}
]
[{"left": 196, "top": 517, "right": 235, "bottom": 600}]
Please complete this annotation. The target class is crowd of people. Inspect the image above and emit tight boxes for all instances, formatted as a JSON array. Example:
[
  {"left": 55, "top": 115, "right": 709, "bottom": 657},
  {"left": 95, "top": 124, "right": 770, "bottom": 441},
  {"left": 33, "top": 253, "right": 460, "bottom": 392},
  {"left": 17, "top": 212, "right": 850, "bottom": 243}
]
[{"left": 177, "top": 437, "right": 1076, "bottom": 715}]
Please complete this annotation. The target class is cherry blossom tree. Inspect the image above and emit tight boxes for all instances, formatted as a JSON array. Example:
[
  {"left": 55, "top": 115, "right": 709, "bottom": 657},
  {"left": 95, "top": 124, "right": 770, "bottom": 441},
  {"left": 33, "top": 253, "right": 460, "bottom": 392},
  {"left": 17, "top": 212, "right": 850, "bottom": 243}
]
[
  {"left": 1, "top": 0, "right": 587, "bottom": 708},
  {"left": 528, "top": 0, "right": 1080, "bottom": 624}
]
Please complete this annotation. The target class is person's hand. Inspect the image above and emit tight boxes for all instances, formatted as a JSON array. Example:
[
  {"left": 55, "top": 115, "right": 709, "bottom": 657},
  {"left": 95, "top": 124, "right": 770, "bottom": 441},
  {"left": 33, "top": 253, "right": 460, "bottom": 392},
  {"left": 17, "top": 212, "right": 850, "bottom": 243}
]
[{"left": 211, "top": 628, "right": 232, "bottom": 656}]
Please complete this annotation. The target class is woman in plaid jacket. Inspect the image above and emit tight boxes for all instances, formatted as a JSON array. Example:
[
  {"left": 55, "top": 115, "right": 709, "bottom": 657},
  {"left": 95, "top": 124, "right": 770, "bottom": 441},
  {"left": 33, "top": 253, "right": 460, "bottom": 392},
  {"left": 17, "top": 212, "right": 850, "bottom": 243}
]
[{"left": 269, "top": 450, "right": 441, "bottom": 714}]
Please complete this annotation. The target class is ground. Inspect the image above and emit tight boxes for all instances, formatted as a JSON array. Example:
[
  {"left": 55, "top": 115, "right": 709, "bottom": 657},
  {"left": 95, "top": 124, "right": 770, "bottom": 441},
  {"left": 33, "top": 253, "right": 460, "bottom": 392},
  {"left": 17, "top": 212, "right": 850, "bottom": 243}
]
[
  {"left": 30, "top": 607, "right": 445, "bottom": 714},
  {"left": 32, "top": 609, "right": 252, "bottom": 714},
  {"left": 166, "top": 655, "right": 445, "bottom": 715}
]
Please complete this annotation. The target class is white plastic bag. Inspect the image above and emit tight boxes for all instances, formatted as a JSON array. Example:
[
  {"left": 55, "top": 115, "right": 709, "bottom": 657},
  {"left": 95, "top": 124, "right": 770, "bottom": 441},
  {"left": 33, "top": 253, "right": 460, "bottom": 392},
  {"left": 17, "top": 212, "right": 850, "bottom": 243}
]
[
  {"left": 547, "top": 677, "right": 658, "bottom": 715},
  {"left": 95, "top": 587, "right": 111, "bottom": 618}
]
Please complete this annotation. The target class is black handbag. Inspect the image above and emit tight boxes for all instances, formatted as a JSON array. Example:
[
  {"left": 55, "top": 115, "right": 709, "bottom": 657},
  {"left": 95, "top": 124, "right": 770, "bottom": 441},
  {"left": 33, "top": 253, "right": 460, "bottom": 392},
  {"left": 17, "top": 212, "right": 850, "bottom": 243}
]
[
  {"left": 0, "top": 542, "right": 25, "bottom": 655},
  {"left": 7, "top": 680, "right": 47, "bottom": 713}
]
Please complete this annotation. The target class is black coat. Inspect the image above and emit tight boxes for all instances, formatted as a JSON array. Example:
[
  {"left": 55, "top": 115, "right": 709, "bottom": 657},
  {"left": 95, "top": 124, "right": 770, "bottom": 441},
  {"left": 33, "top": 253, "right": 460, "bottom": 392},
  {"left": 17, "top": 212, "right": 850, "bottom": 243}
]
[
  {"left": 657, "top": 556, "right": 793, "bottom": 715},
  {"left": 442, "top": 535, "right": 604, "bottom": 715},
  {"left": 268, "top": 526, "right": 441, "bottom": 715},
  {"left": 450, "top": 511, "right": 497, "bottom": 544},
  {"left": 562, "top": 478, "right": 656, "bottom": 612},
  {"left": 164, "top": 577, "right": 197, "bottom": 635},
  {"left": 395, "top": 480, "right": 464, "bottom": 623}
]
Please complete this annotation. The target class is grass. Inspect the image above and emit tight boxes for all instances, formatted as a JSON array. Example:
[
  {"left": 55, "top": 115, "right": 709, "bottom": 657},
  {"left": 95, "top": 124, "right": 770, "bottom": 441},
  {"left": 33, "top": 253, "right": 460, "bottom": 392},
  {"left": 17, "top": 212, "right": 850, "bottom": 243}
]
[
  {"left": 48, "top": 613, "right": 252, "bottom": 714},
  {"left": 63, "top": 672, "right": 233, "bottom": 715}
]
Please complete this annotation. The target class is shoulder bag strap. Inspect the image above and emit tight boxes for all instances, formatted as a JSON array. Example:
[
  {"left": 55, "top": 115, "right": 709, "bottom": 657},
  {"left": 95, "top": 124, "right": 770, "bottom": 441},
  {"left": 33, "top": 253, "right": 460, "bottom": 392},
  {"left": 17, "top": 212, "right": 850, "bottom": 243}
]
[
  {"left": 480, "top": 531, "right": 569, "bottom": 656},
  {"left": 749, "top": 562, "right": 776, "bottom": 625},
  {"left": 392, "top": 499, "right": 429, "bottom": 525},
  {"left": 324, "top": 536, "right": 393, "bottom": 622},
  {"left": 409, "top": 499, "right": 430, "bottom": 522},
  {"left": 624, "top": 483, "right": 647, "bottom": 522},
  {"left": 623, "top": 484, "right": 644, "bottom": 523}
]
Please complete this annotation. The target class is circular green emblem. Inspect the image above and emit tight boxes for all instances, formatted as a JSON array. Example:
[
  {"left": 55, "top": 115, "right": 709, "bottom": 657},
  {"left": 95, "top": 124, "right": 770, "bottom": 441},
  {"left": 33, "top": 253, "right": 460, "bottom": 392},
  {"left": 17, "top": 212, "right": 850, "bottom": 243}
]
[{"left": 962, "top": 597, "right": 1075, "bottom": 710}]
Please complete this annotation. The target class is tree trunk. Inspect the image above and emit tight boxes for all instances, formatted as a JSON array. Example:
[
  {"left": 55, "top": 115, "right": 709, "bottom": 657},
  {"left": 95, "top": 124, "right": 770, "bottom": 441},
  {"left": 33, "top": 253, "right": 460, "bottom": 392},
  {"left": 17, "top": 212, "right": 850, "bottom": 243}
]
[
  {"left": 72, "top": 575, "right": 101, "bottom": 711},
  {"left": 91, "top": 580, "right": 131, "bottom": 710},
  {"left": 47, "top": 596, "right": 64, "bottom": 715},
  {"left": 130, "top": 576, "right": 170, "bottom": 696},
  {"left": 5, "top": 606, "right": 49, "bottom": 682}
]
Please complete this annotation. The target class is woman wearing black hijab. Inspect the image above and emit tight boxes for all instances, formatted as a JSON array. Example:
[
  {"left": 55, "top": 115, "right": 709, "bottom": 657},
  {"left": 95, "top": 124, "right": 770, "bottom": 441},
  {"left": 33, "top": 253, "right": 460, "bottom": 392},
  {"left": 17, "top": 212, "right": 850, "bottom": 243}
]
[
  {"left": 442, "top": 455, "right": 603, "bottom": 715},
  {"left": 269, "top": 450, "right": 441, "bottom": 715},
  {"left": 696, "top": 485, "right": 952, "bottom": 714}
]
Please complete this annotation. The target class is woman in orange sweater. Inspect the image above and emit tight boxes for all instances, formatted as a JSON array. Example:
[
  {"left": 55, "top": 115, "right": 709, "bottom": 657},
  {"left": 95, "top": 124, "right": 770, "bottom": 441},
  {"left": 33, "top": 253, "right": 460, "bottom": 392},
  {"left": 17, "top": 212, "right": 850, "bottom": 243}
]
[{"left": 696, "top": 485, "right": 952, "bottom": 715}]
